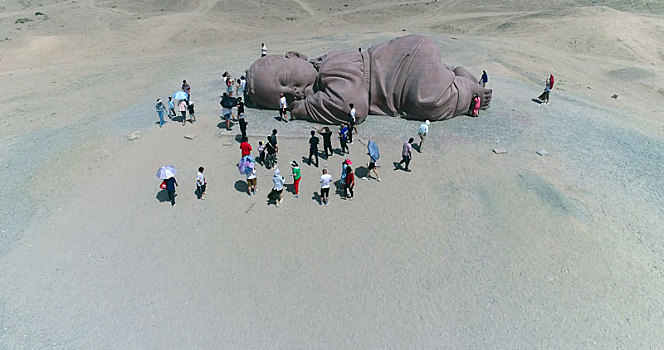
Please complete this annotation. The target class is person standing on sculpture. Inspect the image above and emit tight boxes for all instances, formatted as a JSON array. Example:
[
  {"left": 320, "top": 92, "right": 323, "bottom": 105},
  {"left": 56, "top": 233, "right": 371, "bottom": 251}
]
[
  {"left": 156, "top": 98, "right": 166, "bottom": 128},
  {"left": 308, "top": 130, "right": 319, "bottom": 167},
  {"left": 348, "top": 103, "right": 356, "bottom": 144},
  {"left": 318, "top": 126, "right": 333, "bottom": 159},
  {"left": 398, "top": 138, "right": 413, "bottom": 172},
  {"left": 418, "top": 120, "right": 429, "bottom": 152},
  {"left": 279, "top": 92, "right": 288, "bottom": 122}
]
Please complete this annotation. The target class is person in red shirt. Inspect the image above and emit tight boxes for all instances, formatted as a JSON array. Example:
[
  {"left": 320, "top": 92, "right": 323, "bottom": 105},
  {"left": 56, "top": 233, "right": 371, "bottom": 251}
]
[
  {"left": 343, "top": 166, "right": 355, "bottom": 200},
  {"left": 240, "top": 137, "right": 252, "bottom": 157}
]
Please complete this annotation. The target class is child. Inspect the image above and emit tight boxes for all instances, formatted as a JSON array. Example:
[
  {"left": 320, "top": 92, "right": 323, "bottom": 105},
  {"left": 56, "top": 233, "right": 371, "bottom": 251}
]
[
  {"left": 258, "top": 141, "right": 265, "bottom": 165},
  {"left": 168, "top": 96, "right": 176, "bottom": 119},
  {"left": 187, "top": 101, "right": 196, "bottom": 123},
  {"left": 196, "top": 167, "right": 206, "bottom": 200}
]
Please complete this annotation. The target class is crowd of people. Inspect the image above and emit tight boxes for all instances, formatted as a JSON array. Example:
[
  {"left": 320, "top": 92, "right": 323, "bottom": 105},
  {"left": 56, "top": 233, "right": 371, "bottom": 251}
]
[{"left": 154, "top": 61, "right": 552, "bottom": 208}]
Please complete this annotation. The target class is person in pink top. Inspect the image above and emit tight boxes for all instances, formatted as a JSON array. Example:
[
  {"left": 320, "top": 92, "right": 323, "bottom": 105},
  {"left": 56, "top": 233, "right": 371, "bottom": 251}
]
[{"left": 470, "top": 93, "right": 481, "bottom": 117}]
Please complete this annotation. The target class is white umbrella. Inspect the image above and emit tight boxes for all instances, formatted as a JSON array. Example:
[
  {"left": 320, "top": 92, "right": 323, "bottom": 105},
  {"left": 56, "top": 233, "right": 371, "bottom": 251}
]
[{"left": 156, "top": 165, "right": 177, "bottom": 179}]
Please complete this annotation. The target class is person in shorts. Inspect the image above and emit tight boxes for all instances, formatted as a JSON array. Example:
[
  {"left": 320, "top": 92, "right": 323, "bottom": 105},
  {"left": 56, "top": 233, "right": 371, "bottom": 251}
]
[
  {"left": 320, "top": 168, "right": 332, "bottom": 206},
  {"left": 247, "top": 166, "right": 257, "bottom": 196},
  {"left": 196, "top": 167, "right": 206, "bottom": 200},
  {"left": 221, "top": 93, "right": 233, "bottom": 130},
  {"left": 368, "top": 154, "right": 381, "bottom": 181}
]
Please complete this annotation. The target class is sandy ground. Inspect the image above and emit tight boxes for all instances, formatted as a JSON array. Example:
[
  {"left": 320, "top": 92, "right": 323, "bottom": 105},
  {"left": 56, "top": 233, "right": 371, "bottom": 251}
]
[{"left": 1, "top": 0, "right": 664, "bottom": 348}]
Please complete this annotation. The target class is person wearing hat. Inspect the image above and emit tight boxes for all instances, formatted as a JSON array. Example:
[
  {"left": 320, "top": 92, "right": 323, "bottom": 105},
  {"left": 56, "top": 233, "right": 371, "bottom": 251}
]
[
  {"left": 291, "top": 161, "right": 301, "bottom": 198},
  {"left": 155, "top": 98, "right": 166, "bottom": 128},
  {"left": 339, "top": 158, "right": 351, "bottom": 195},
  {"left": 418, "top": 120, "right": 430, "bottom": 152},
  {"left": 270, "top": 168, "right": 285, "bottom": 207},
  {"left": 343, "top": 165, "right": 355, "bottom": 200}
]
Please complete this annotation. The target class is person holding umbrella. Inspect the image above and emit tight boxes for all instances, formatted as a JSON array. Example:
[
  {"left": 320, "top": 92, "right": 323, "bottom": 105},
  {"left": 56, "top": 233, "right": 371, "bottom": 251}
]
[
  {"left": 367, "top": 140, "right": 381, "bottom": 181},
  {"left": 157, "top": 166, "right": 179, "bottom": 206}
]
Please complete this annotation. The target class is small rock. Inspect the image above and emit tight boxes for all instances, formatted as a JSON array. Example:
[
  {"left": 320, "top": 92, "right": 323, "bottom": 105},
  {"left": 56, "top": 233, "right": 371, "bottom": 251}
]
[
  {"left": 611, "top": 94, "right": 618, "bottom": 99},
  {"left": 537, "top": 149, "right": 548, "bottom": 156},
  {"left": 493, "top": 147, "right": 507, "bottom": 154},
  {"left": 184, "top": 133, "right": 196, "bottom": 139},
  {"left": 127, "top": 131, "right": 140, "bottom": 140}
]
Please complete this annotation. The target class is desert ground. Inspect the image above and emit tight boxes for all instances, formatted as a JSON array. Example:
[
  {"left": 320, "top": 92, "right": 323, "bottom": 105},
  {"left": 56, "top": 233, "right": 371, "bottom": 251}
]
[{"left": 1, "top": 0, "right": 664, "bottom": 348}]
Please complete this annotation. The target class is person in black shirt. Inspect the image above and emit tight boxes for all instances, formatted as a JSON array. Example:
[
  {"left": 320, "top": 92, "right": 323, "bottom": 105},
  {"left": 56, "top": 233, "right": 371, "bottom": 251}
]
[
  {"left": 237, "top": 98, "right": 247, "bottom": 139},
  {"left": 265, "top": 129, "right": 278, "bottom": 169},
  {"left": 308, "top": 130, "right": 319, "bottom": 167},
  {"left": 317, "top": 126, "right": 333, "bottom": 159},
  {"left": 187, "top": 101, "right": 196, "bottom": 123}
]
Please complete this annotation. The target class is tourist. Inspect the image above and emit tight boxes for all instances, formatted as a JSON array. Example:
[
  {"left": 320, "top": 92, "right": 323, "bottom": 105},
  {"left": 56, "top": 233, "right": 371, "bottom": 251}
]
[
  {"left": 187, "top": 101, "right": 196, "bottom": 123},
  {"left": 340, "top": 158, "right": 350, "bottom": 195},
  {"left": 261, "top": 43, "right": 267, "bottom": 57},
  {"left": 308, "top": 130, "right": 319, "bottom": 167},
  {"left": 479, "top": 70, "right": 488, "bottom": 87},
  {"left": 339, "top": 124, "right": 349, "bottom": 155},
  {"left": 247, "top": 166, "right": 257, "bottom": 196},
  {"left": 165, "top": 176, "right": 178, "bottom": 206},
  {"left": 155, "top": 98, "right": 166, "bottom": 128},
  {"left": 344, "top": 166, "right": 355, "bottom": 200},
  {"left": 182, "top": 80, "right": 190, "bottom": 102},
  {"left": 196, "top": 167, "right": 206, "bottom": 200},
  {"left": 238, "top": 97, "right": 247, "bottom": 139},
  {"left": 318, "top": 126, "right": 333, "bottom": 158},
  {"left": 291, "top": 161, "right": 301, "bottom": 198},
  {"left": 418, "top": 120, "right": 429, "bottom": 152},
  {"left": 257, "top": 141, "right": 265, "bottom": 165},
  {"left": 221, "top": 93, "right": 233, "bottom": 130},
  {"left": 270, "top": 168, "right": 285, "bottom": 207},
  {"left": 279, "top": 92, "right": 288, "bottom": 122},
  {"left": 167, "top": 96, "right": 176, "bottom": 119},
  {"left": 348, "top": 103, "right": 356, "bottom": 143},
  {"left": 320, "top": 168, "right": 332, "bottom": 205},
  {"left": 240, "top": 76, "right": 247, "bottom": 95},
  {"left": 178, "top": 99, "right": 187, "bottom": 126},
  {"left": 538, "top": 78, "right": 551, "bottom": 104},
  {"left": 398, "top": 138, "right": 413, "bottom": 172},
  {"left": 240, "top": 137, "right": 252, "bottom": 157},
  {"left": 470, "top": 93, "right": 481, "bottom": 117},
  {"left": 367, "top": 140, "right": 381, "bottom": 181}
]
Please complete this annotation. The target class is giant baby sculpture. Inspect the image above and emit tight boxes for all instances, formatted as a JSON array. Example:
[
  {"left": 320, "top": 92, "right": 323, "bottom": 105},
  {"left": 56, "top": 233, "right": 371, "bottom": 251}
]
[{"left": 246, "top": 35, "right": 492, "bottom": 124}]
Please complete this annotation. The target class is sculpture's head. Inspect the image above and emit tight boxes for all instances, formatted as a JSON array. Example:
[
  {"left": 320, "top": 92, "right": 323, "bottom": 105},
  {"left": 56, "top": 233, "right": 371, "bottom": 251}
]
[{"left": 247, "top": 52, "right": 317, "bottom": 108}]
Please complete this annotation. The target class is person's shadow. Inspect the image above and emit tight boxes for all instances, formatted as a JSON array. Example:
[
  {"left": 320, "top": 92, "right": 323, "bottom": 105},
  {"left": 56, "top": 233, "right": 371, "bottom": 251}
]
[
  {"left": 234, "top": 180, "right": 248, "bottom": 194},
  {"left": 333, "top": 179, "right": 344, "bottom": 197},
  {"left": 312, "top": 191, "right": 321, "bottom": 205},
  {"left": 156, "top": 190, "right": 171, "bottom": 202},
  {"left": 355, "top": 166, "right": 369, "bottom": 178},
  {"left": 531, "top": 98, "right": 544, "bottom": 104}
]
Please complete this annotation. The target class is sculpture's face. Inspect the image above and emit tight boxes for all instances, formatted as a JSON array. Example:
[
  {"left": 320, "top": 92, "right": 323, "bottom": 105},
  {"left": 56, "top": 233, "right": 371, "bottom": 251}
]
[{"left": 247, "top": 53, "right": 317, "bottom": 107}]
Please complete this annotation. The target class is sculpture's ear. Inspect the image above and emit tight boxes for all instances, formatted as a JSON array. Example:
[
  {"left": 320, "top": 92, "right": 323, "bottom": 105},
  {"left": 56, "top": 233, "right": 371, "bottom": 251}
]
[{"left": 285, "top": 51, "right": 308, "bottom": 61}]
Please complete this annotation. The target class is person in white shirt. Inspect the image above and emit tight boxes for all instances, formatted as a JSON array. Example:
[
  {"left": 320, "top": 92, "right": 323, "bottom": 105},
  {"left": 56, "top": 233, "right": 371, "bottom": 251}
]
[
  {"left": 418, "top": 120, "right": 430, "bottom": 152},
  {"left": 279, "top": 92, "right": 288, "bottom": 122},
  {"left": 246, "top": 167, "right": 257, "bottom": 196},
  {"left": 196, "top": 167, "right": 206, "bottom": 200},
  {"left": 348, "top": 103, "right": 356, "bottom": 143},
  {"left": 261, "top": 43, "right": 267, "bottom": 57},
  {"left": 319, "top": 168, "right": 333, "bottom": 206}
]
